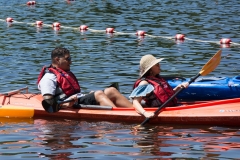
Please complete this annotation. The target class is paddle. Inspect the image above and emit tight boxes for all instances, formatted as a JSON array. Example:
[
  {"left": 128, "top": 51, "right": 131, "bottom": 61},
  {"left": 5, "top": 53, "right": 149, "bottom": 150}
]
[
  {"left": 136, "top": 50, "right": 222, "bottom": 127},
  {"left": 42, "top": 82, "right": 118, "bottom": 113}
]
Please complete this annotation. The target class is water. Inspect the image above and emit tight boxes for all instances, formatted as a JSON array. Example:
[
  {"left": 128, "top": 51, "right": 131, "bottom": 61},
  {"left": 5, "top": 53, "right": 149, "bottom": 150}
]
[
  {"left": 1, "top": 118, "right": 240, "bottom": 159},
  {"left": 0, "top": 0, "right": 240, "bottom": 159}
]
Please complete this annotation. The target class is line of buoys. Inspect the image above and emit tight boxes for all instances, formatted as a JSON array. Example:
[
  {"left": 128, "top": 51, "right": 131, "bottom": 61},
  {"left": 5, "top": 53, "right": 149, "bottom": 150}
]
[
  {"left": 25, "top": 0, "right": 77, "bottom": 6},
  {"left": 2, "top": 17, "right": 239, "bottom": 48}
]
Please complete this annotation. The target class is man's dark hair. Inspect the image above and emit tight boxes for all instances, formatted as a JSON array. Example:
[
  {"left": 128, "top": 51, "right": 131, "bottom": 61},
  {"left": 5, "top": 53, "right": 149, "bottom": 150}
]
[{"left": 51, "top": 47, "right": 70, "bottom": 59}]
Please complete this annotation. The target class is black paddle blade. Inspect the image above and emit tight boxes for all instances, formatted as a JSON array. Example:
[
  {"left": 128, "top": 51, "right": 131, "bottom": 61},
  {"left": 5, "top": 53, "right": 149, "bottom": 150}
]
[
  {"left": 108, "top": 82, "right": 119, "bottom": 91},
  {"left": 41, "top": 99, "right": 60, "bottom": 113}
]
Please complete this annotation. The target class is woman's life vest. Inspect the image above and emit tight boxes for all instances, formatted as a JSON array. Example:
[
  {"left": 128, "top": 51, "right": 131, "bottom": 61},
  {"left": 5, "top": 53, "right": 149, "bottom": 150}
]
[
  {"left": 37, "top": 65, "right": 81, "bottom": 97},
  {"left": 133, "top": 75, "right": 177, "bottom": 107}
]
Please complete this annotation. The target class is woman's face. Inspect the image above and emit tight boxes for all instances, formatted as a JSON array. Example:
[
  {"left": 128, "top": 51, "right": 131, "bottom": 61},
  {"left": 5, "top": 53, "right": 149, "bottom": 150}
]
[{"left": 150, "top": 63, "right": 161, "bottom": 76}]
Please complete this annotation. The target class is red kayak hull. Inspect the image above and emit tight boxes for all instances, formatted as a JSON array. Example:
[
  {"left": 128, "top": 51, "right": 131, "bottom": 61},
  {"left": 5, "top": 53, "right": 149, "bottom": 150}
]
[{"left": 0, "top": 89, "right": 239, "bottom": 126}]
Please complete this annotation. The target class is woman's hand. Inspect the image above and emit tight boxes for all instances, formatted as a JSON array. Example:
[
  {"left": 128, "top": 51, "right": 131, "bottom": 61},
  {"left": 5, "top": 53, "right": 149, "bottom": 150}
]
[
  {"left": 142, "top": 111, "right": 155, "bottom": 118},
  {"left": 175, "top": 82, "right": 189, "bottom": 91},
  {"left": 173, "top": 82, "right": 189, "bottom": 92},
  {"left": 178, "top": 82, "right": 189, "bottom": 89}
]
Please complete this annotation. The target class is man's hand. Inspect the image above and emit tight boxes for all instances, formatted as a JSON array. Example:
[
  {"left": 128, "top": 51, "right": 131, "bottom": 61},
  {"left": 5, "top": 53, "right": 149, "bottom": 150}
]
[{"left": 60, "top": 94, "right": 78, "bottom": 108}]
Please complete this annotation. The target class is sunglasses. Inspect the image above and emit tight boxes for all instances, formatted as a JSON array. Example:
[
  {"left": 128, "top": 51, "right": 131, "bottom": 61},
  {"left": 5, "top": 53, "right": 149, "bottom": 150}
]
[{"left": 64, "top": 56, "right": 72, "bottom": 62}]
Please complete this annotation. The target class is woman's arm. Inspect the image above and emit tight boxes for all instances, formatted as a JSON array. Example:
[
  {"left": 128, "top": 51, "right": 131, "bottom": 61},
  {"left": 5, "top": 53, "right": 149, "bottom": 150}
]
[
  {"left": 132, "top": 97, "right": 154, "bottom": 118},
  {"left": 132, "top": 80, "right": 155, "bottom": 118}
]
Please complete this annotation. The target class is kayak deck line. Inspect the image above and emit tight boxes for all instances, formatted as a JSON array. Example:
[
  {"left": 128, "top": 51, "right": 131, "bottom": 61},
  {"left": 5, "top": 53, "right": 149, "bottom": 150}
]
[{"left": 0, "top": 86, "right": 28, "bottom": 97}]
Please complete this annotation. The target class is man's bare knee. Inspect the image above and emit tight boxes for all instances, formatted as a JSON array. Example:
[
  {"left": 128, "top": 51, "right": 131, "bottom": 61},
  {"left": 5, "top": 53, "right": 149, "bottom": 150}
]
[
  {"left": 94, "top": 90, "right": 105, "bottom": 98},
  {"left": 104, "top": 87, "right": 118, "bottom": 95}
]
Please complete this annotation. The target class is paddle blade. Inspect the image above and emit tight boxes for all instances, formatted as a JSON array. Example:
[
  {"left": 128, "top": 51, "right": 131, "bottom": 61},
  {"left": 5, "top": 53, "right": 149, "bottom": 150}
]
[
  {"left": 199, "top": 50, "right": 222, "bottom": 76},
  {"left": 108, "top": 82, "right": 119, "bottom": 91}
]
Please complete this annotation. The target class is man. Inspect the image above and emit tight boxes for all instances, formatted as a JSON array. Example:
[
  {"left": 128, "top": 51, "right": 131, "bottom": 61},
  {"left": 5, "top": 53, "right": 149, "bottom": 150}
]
[{"left": 37, "top": 47, "right": 133, "bottom": 109}]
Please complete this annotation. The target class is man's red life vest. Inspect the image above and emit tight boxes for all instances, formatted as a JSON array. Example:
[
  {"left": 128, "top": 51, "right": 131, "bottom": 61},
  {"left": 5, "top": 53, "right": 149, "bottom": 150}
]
[
  {"left": 37, "top": 66, "right": 81, "bottom": 97},
  {"left": 133, "top": 76, "right": 177, "bottom": 107}
]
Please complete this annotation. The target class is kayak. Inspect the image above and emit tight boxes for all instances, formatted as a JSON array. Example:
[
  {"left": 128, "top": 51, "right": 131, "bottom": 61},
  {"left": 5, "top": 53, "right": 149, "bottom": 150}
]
[
  {"left": 165, "top": 75, "right": 240, "bottom": 100},
  {"left": 1, "top": 87, "right": 240, "bottom": 127}
]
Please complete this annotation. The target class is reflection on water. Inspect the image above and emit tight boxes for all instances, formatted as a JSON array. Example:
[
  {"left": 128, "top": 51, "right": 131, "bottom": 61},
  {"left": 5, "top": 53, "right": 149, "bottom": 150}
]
[
  {"left": 133, "top": 125, "right": 240, "bottom": 159},
  {"left": 0, "top": 0, "right": 240, "bottom": 159},
  {"left": 0, "top": 118, "right": 239, "bottom": 159}
]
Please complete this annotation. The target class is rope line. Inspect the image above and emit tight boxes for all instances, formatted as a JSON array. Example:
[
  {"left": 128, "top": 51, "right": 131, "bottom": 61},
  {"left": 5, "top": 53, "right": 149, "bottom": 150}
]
[{"left": 1, "top": 16, "right": 240, "bottom": 48}]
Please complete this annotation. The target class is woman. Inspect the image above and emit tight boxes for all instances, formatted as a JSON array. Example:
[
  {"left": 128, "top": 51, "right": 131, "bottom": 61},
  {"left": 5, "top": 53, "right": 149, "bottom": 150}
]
[{"left": 130, "top": 54, "right": 189, "bottom": 118}]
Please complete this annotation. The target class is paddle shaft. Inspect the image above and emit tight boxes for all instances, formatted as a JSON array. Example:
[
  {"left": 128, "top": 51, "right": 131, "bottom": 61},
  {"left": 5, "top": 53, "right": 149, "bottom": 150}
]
[
  {"left": 140, "top": 73, "right": 201, "bottom": 126},
  {"left": 57, "top": 99, "right": 113, "bottom": 110},
  {"left": 42, "top": 82, "right": 119, "bottom": 113}
]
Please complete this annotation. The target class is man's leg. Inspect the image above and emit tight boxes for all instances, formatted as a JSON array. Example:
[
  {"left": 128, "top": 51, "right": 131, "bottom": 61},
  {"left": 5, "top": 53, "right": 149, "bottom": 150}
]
[
  {"left": 78, "top": 91, "right": 117, "bottom": 108},
  {"left": 104, "top": 87, "right": 133, "bottom": 108},
  {"left": 94, "top": 90, "right": 117, "bottom": 107}
]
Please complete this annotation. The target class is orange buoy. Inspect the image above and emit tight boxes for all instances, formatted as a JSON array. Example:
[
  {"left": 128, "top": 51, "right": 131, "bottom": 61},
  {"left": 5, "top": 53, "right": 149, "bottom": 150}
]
[
  {"left": 106, "top": 28, "right": 114, "bottom": 33},
  {"left": 6, "top": 17, "right": 13, "bottom": 22},
  {"left": 27, "top": 1, "right": 36, "bottom": 5},
  {"left": 80, "top": 25, "right": 88, "bottom": 30},
  {"left": 175, "top": 34, "right": 185, "bottom": 40},
  {"left": 52, "top": 22, "right": 61, "bottom": 27},
  {"left": 136, "top": 30, "right": 145, "bottom": 36},
  {"left": 220, "top": 38, "right": 232, "bottom": 44}
]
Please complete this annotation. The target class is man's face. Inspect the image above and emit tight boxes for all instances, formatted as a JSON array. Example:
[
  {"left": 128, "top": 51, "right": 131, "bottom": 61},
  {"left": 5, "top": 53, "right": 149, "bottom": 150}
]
[{"left": 57, "top": 54, "right": 72, "bottom": 71}]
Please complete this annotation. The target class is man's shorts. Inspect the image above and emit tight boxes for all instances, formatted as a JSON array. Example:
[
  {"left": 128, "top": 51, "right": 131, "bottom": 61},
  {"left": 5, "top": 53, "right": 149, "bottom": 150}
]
[{"left": 74, "top": 92, "right": 99, "bottom": 108}]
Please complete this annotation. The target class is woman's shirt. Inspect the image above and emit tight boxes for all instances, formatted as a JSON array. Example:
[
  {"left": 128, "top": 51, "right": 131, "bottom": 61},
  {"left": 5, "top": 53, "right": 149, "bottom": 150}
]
[{"left": 129, "top": 84, "right": 162, "bottom": 107}]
